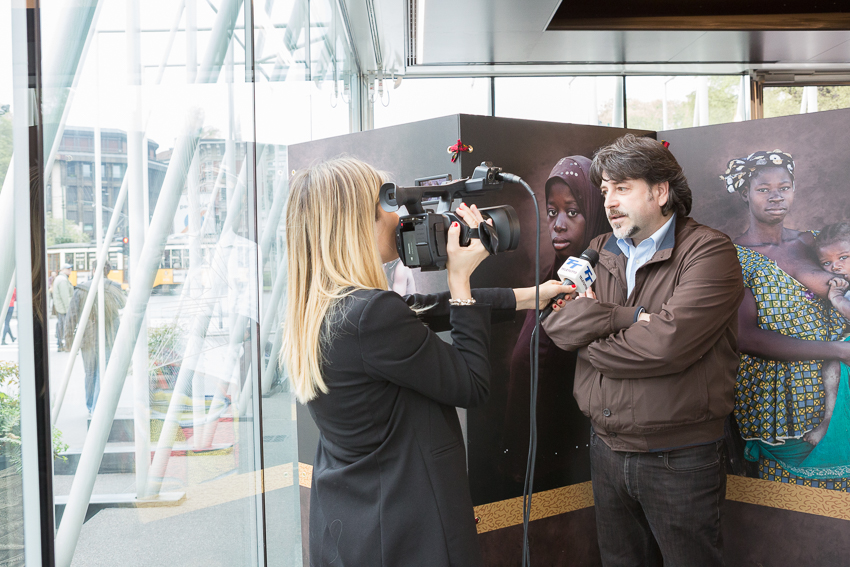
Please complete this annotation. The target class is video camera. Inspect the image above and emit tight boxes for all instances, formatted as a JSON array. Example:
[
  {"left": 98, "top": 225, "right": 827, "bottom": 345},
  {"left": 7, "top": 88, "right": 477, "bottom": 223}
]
[{"left": 379, "top": 162, "right": 521, "bottom": 271}]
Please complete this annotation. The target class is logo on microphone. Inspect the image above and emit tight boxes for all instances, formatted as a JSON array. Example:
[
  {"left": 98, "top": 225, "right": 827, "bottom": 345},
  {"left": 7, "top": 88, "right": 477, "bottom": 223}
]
[{"left": 558, "top": 256, "right": 597, "bottom": 293}]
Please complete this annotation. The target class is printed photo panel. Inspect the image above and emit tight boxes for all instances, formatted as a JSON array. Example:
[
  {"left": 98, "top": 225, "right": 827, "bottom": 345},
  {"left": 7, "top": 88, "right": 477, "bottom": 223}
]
[{"left": 662, "top": 108, "right": 850, "bottom": 494}]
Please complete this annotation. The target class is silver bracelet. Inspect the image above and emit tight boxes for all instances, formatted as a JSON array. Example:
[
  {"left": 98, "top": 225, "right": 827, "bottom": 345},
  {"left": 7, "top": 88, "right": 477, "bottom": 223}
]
[{"left": 449, "top": 298, "right": 477, "bottom": 306}]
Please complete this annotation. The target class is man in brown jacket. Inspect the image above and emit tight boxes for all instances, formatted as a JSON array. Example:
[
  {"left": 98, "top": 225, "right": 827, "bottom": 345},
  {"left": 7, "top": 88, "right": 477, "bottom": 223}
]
[{"left": 543, "top": 134, "right": 743, "bottom": 567}]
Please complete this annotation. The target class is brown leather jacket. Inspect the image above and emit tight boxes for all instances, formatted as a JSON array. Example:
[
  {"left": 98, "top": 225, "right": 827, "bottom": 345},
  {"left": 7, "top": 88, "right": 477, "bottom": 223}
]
[{"left": 542, "top": 216, "right": 744, "bottom": 452}]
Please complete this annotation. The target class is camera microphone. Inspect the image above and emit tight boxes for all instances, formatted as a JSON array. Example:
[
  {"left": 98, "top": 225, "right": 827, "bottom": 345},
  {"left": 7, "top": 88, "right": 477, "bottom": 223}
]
[{"left": 539, "top": 249, "right": 600, "bottom": 321}]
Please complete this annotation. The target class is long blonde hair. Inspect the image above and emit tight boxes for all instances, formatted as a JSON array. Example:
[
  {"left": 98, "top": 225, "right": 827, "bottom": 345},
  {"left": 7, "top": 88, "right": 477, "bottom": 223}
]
[{"left": 281, "top": 157, "right": 389, "bottom": 403}]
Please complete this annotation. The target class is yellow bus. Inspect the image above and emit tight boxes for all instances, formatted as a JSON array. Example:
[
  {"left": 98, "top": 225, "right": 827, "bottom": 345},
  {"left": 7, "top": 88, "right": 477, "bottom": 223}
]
[{"left": 47, "top": 242, "right": 191, "bottom": 293}]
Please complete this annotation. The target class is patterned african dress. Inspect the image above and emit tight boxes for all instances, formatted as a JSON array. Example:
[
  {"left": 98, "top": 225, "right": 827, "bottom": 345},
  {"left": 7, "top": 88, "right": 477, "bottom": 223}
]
[{"left": 735, "top": 244, "right": 850, "bottom": 491}]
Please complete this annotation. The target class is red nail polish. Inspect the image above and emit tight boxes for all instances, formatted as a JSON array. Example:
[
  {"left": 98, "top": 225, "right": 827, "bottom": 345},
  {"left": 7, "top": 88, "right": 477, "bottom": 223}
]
[{"left": 452, "top": 222, "right": 458, "bottom": 227}]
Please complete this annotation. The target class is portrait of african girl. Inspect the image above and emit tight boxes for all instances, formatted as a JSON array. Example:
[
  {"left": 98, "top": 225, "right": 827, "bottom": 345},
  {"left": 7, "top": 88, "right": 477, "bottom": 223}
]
[
  {"left": 500, "top": 155, "right": 609, "bottom": 489},
  {"left": 722, "top": 150, "right": 850, "bottom": 491}
]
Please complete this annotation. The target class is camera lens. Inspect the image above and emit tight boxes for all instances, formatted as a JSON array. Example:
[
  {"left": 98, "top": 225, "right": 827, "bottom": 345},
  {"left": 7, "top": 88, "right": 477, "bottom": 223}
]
[{"left": 479, "top": 205, "right": 520, "bottom": 253}]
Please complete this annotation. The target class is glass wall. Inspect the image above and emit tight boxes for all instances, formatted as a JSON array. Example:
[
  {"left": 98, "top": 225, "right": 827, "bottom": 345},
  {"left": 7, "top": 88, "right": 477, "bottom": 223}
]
[
  {"left": 250, "top": 0, "right": 357, "bottom": 563},
  {"left": 0, "top": 3, "right": 23, "bottom": 565},
  {"left": 625, "top": 75, "right": 749, "bottom": 131},
  {"left": 373, "top": 77, "right": 491, "bottom": 129},
  {"left": 0, "top": 0, "right": 361, "bottom": 563},
  {"left": 764, "top": 85, "right": 850, "bottom": 118},
  {"left": 495, "top": 76, "right": 624, "bottom": 127},
  {"left": 40, "top": 0, "right": 270, "bottom": 565},
  {"left": 6, "top": 0, "right": 843, "bottom": 564},
  {"left": 381, "top": 75, "right": 751, "bottom": 132},
  {"left": 252, "top": 0, "right": 356, "bottom": 145}
]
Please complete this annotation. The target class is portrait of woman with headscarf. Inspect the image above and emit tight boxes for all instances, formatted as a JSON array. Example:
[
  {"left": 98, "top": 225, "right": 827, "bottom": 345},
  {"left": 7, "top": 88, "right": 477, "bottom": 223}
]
[
  {"left": 501, "top": 155, "right": 609, "bottom": 489},
  {"left": 722, "top": 150, "right": 850, "bottom": 491}
]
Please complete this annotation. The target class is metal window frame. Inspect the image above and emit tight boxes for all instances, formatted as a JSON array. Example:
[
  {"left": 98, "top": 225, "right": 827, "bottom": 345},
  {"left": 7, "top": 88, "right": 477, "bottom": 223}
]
[{"left": 12, "top": 0, "right": 56, "bottom": 565}]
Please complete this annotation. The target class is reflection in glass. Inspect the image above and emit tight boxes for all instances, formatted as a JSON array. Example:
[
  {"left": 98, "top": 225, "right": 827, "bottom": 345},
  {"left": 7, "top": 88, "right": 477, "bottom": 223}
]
[
  {"left": 33, "top": 0, "right": 287, "bottom": 564},
  {"left": 250, "top": 0, "right": 357, "bottom": 562},
  {"left": 0, "top": 3, "right": 24, "bottom": 565},
  {"left": 253, "top": 0, "right": 354, "bottom": 146}
]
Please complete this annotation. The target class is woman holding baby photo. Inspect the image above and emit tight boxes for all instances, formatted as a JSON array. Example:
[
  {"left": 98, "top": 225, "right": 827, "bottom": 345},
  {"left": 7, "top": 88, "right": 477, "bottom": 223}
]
[{"left": 724, "top": 150, "right": 850, "bottom": 490}]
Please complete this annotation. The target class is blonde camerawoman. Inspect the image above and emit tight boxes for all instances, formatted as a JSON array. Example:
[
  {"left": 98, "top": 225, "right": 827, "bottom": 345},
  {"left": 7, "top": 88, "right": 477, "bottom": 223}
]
[{"left": 282, "top": 158, "right": 572, "bottom": 567}]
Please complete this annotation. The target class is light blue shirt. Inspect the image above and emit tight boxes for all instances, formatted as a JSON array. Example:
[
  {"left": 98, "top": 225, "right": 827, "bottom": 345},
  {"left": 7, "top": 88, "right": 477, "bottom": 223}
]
[{"left": 616, "top": 215, "right": 676, "bottom": 297}]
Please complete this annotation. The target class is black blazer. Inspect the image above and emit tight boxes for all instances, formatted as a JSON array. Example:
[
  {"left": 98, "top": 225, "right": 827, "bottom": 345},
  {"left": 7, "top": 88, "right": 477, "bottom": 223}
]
[{"left": 307, "top": 287, "right": 516, "bottom": 567}]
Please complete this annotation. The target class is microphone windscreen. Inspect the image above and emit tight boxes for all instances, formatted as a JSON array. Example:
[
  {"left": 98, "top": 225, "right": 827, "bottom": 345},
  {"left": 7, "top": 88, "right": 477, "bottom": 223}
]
[{"left": 580, "top": 249, "right": 600, "bottom": 267}]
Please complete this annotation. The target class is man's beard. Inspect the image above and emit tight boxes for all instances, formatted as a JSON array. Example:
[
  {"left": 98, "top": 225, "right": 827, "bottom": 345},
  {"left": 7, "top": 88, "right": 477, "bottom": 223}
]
[
  {"left": 608, "top": 210, "right": 640, "bottom": 239},
  {"left": 612, "top": 223, "right": 640, "bottom": 239}
]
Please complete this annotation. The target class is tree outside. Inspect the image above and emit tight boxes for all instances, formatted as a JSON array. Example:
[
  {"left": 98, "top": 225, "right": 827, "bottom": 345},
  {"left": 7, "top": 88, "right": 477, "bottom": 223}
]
[
  {"left": 626, "top": 76, "right": 743, "bottom": 131},
  {"left": 0, "top": 110, "right": 11, "bottom": 189},
  {"left": 764, "top": 85, "right": 850, "bottom": 118},
  {"left": 46, "top": 216, "right": 90, "bottom": 247}
]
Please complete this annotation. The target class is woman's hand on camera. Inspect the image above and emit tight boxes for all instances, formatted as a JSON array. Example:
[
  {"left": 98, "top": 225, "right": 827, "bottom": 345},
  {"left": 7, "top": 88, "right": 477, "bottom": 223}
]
[
  {"left": 514, "top": 280, "right": 577, "bottom": 311},
  {"left": 446, "top": 203, "right": 490, "bottom": 299}
]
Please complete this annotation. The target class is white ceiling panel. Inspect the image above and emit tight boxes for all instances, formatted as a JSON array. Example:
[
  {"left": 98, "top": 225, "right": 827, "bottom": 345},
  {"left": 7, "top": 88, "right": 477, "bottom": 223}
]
[
  {"left": 424, "top": 31, "right": 543, "bottom": 63},
  {"left": 387, "top": 0, "right": 850, "bottom": 74},
  {"left": 424, "top": 0, "right": 561, "bottom": 34},
  {"left": 806, "top": 38, "right": 850, "bottom": 63},
  {"left": 403, "top": 62, "right": 753, "bottom": 77},
  {"left": 667, "top": 31, "right": 767, "bottom": 64},
  {"left": 749, "top": 31, "right": 850, "bottom": 63},
  {"left": 528, "top": 31, "right": 704, "bottom": 64},
  {"left": 669, "top": 31, "right": 850, "bottom": 64}
]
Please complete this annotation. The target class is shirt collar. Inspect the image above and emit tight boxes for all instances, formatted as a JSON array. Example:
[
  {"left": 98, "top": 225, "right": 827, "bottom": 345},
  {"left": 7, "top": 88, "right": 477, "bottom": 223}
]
[{"left": 616, "top": 214, "right": 676, "bottom": 258}]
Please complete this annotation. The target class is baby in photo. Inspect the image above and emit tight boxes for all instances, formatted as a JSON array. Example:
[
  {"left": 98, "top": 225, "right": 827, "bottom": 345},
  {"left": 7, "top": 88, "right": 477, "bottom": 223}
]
[
  {"left": 806, "top": 222, "right": 850, "bottom": 445},
  {"left": 815, "top": 222, "right": 850, "bottom": 324}
]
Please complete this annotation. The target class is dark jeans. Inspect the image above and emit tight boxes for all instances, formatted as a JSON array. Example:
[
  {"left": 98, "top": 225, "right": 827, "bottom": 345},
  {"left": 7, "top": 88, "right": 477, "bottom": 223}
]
[{"left": 590, "top": 429, "right": 726, "bottom": 567}]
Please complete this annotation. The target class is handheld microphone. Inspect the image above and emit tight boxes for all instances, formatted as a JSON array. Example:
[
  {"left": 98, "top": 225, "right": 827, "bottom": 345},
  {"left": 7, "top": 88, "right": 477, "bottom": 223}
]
[{"left": 539, "top": 249, "right": 600, "bottom": 321}]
